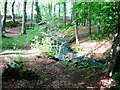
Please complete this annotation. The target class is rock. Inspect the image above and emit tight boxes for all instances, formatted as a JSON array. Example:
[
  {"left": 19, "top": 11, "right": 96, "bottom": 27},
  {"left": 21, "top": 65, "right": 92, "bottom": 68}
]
[{"left": 4, "top": 57, "right": 11, "bottom": 63}]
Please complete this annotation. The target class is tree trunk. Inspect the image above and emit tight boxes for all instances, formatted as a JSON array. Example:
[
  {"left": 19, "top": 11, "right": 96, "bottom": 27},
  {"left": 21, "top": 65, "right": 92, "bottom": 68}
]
[
  {"left": 53, "top": 0, "right": 56, "bottom": 17},
  {"left": 88, "top": 2, "right": 91, "bottom": 35},
  {"left": 108, "top": 2, "right": 120, "bottom": 77},
  {"left": 35, "top": 0, "right": 42, "bottom": 23},
  {"left": 48, "top": 0, "right": 52, "bottom": 16},
  {"left": 70, "top": 0, "right": 73, "bottom": 23},
  {"left": 1, "top": 0, "right": 7, "bottom": 36},
  {"left": 97, "top": 4, "right": 101, "bottom": 32},
  {"left": 63, "top": 2, "right": 66, "bottom": 27},
  {"left": 83, "top": 18, "right": 86, "bottom": 26},
  {"left": 30, "top": 0, "right": 34, "bottom": 27},
  {"left": 21, "top": 0, "right": 27, "bottom": 34},
  {"left": 58, "top": 3, "right": 60, "bottom": 17},
  {"left": 75, "top": 20, "right": 79, "bottom": 45},
  {"left": 0, "top": 15, "right": 2, "bottom": 52},
  {"left": 74, "top": 0, "right": 79, "bottom": 45},
  {"left": 11, "top": 0, "right": 15, "bottom": 23},
  {"left": 0, "top": 15, "right": 2, "bottom": 37}
]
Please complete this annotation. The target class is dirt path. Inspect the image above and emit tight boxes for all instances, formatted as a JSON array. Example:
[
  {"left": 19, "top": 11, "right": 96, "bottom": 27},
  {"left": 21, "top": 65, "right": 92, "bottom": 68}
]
[{"left": 5, "top": 27, "right": 21, "bottom": 39}]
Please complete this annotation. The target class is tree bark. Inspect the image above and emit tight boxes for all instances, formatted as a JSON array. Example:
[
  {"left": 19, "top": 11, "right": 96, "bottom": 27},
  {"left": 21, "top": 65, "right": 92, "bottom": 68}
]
[
  {"left": 0, "top": 15, "right": 2, "bottom": 37},
  {"left": 30, "top": 0, "right": 34, "bottom": 27},
  {"left": 88, "top": 2, "right": 91, "bottom": 35},
  {"left": 53, "top": 0, "right": 56, "bottom": 17},
  {"left": 0, "top": 15, "right": 2, "bottom": 52},
  {"left": 74, "top": 0, "right": 79, "bottom": 45},
  {"left": 97, "top": 4, "right": 101, "bottom": 33},
  {"left": 48, "top": 0, "right": 52, "bottom": 16},
  {"left": 70, "top": 0, "right": 73, "bottom": 23},
  {"left": 35, "top": 0, "right": 42, "bottom": 23},
  {"left": 21, "top": 0, "right": 27, "bottom": 34},
  {"left": 63, "top": 2, "right": 66, "bottom": 27},
  {"left": 11, "top": 0, "right": 15, "bottom": 23},
  {"left": 58, "top": 3, "right": 60, "bottom": 17},
  {"left": 1, "top": 0, "right": 7, "bottom": 36},
  {"left": 108, "top": 2, "right": 120, "bottom": 76}
]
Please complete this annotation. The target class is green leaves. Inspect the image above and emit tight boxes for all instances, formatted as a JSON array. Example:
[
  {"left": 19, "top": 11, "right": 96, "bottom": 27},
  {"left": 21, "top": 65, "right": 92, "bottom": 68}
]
[{"left": 72, "top": 2, "right": 116, "bottom": 40}]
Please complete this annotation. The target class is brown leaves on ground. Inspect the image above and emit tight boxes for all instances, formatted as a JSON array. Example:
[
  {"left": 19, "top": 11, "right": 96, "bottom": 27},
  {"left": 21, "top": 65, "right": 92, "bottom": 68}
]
[{"left": 2, "top": 57, "right": 109, "bottom": 89}]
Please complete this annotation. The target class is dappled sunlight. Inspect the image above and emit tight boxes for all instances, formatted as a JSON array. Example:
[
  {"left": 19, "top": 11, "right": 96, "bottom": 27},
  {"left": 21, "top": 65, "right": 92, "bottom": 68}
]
[
  {"left": 71, "top": 39, "right": 112, "bottom": 58},
  {"left": 1, "top": 0, "right": 120, "bottom": 89},
  {"left": 0, "top": 48, "right": 41, "bottom": 58}
]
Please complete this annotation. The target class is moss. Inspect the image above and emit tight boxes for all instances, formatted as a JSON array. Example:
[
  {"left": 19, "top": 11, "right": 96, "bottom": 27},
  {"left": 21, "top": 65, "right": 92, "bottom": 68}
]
[
  {"left": 2, "top": 37, "right": 24, "bottom": 50},
  {"left": 5, "top": 21, "right": 20, "bottom": 28}
]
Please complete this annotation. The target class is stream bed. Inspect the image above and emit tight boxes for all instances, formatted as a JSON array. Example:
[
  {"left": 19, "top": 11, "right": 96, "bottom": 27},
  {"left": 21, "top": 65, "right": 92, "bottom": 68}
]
[{"left": 53, "top": 37, "right": 104, "bottom": 67}]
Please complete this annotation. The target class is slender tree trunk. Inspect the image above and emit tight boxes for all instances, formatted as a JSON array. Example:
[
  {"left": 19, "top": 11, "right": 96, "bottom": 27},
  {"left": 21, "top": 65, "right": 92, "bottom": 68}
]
[
  {"left": 58, "top": 3, "right": 60, "bottom": 17},
  {"left": 0, "top": 10, "right": 1, "bottom": 51},
  {"left": 53, "top": 0, "right": 56, "bottom": 17},
  {"left": 74, "top": 0, "right": 79, "bottom": 45},
  {"left": 88, "top": 2, "right": 91, "bottom": 35},
  {"left": 75, "top": 20, "right": 79, "bottom": 45},
  {"left": 50, "top": 0, "right": 52, "bottom": 16},
  {"left": 83, "top": 18, "right": 86, "bottom": 26},
  {"left": 1, "top": 0, "right": 7, "bottom": 37},
  {"left": 35, "top": 0, "right": 42, "bottom": 23},
  {"left": 0, "top": 16, "right": 1, "bottom": 35},
  {"left": 11, "top": 0, "right": 15, "bottom": 23},
  {"left": 30, "top": 0, "right": 34, "bottom": 27},
  {"left": 48, "top": 0, "right": 52, "bottom": 16},
  {"left": 70, "top": 0, "right": 73, "bottom": 23},
  {"left": 97, "top": 4, "right": 101, "bottom": 32},
  {"left": 21, "top": 0, "right": 27, "bottom": 34},
  {"left": 108, "top": 2, "right": 120, "bottom": 77},
  {"left": 63, "top": 2, "right": 66, "bottom": 27}
]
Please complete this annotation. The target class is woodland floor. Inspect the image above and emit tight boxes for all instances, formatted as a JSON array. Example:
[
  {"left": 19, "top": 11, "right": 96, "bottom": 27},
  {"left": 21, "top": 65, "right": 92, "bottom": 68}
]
[{"left": 0, "top": 21, "right": 113, "bottom": 89}]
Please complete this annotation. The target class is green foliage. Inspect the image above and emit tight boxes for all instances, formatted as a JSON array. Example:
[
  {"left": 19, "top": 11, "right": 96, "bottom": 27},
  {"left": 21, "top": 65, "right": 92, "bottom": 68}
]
[
  {"left": 85, "top": 67, "right": 107, "bottom": 79},
  {"left": 62, "top": 61, "right": 69, "bottom": 65},
  {"left": 2, "top": 37, "right": 24, "bottom": 50},
  {"left": 72, "top": 44, "right": 82, "bottom": 51},
  {"left": 34, "top": 14, "right": 42, "bottom": 23},
  {"left": 64, "top": 27, "right": 76, "bottom": 43},
  {"left": 14, "top": 56, "right": 30, "bottom": 62},
  {"left": 31, "top": 36, "right": 55, "bottom": 58},
  {"left": 85, "top": 72, "right": 102, "bottom": 79},
  {"left": 41, "top": 4, "right": 63, "bottom": 30},
  {"left": 112, "top": 71, "right": 120, "bottom": 85},
  {"left": 2, "top": 25, "right": 45, "bottom": 50},
  {"left": 72, "top": 2, "right": 116, "bottom": 39},
  {"left": 88, "top": 30, "right": 114, "bottom": 40},
  {"left": 64, "top": 63, "right": 80, "bottom": 74},
  {"left": 110, "top": 86, "right": 120, "bottom": 90},
  {"left": 16, "top": 25, "right": 44, "bottom": 44},
  {"left": 5, "top": 21, "right": 20, "bottom": 27}
]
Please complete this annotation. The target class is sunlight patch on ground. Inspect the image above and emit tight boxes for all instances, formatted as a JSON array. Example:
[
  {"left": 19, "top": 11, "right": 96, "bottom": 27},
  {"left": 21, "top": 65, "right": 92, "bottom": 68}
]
[
  {"left": 0, "top": 48, "right": 41, "bottom": 58},
  {"left": 71, "top": 40, "right": 112, "bottom": 57}
]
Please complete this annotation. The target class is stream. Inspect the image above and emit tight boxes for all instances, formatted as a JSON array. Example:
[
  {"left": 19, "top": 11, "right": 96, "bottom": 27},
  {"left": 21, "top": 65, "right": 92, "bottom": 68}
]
[{"left": 52, "top": 36, "right": 104, "bottom": 67}]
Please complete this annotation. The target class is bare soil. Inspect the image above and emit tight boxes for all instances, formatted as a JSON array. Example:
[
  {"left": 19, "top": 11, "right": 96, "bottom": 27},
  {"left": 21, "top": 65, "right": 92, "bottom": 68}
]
[{"left": 1, "top": 57, "right": 108, "bottom": 89}]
